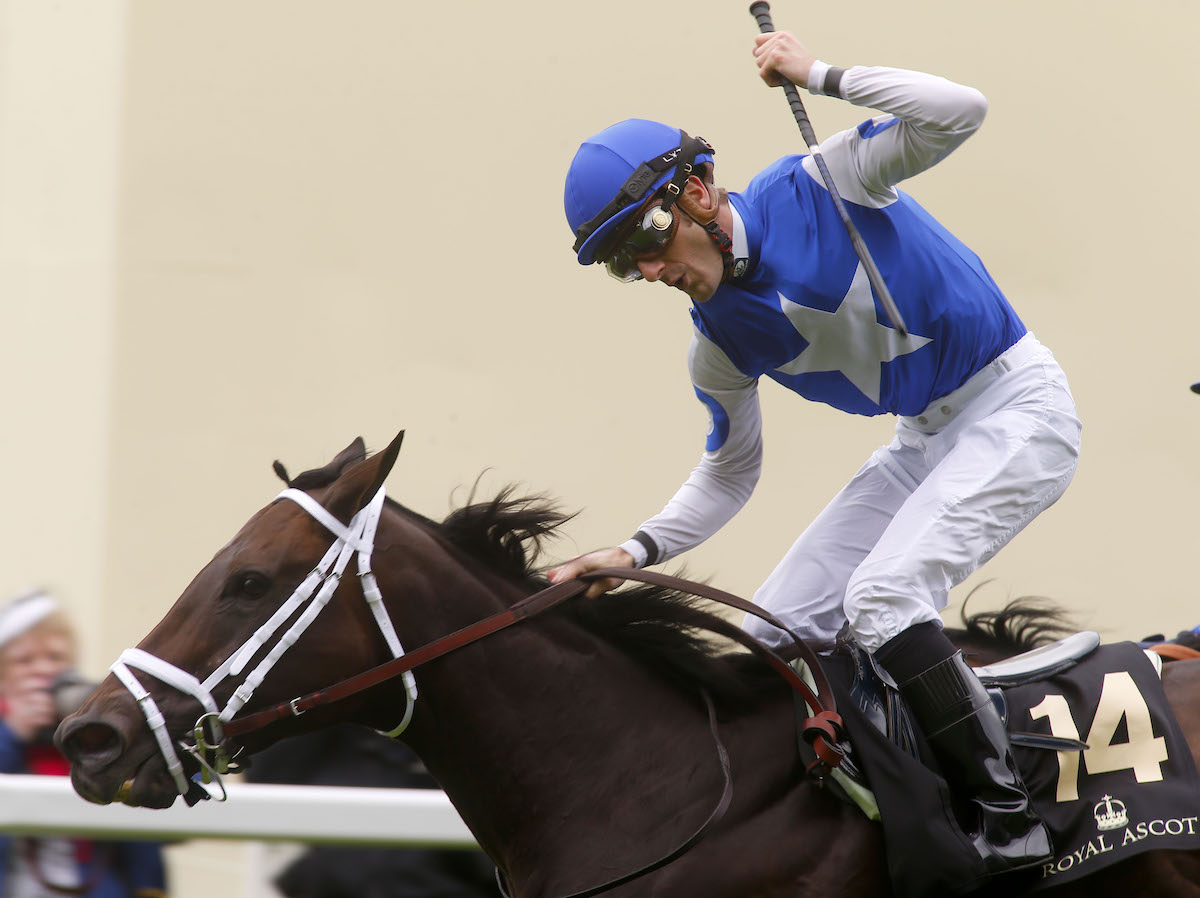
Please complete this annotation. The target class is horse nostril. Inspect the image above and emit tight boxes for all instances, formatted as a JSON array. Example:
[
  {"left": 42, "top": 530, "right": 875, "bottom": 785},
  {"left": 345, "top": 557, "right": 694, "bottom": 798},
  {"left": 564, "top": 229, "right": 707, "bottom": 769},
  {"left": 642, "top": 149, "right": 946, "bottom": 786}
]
[{"left": 56, "top": 717, "right": 125, "bottom": 769}]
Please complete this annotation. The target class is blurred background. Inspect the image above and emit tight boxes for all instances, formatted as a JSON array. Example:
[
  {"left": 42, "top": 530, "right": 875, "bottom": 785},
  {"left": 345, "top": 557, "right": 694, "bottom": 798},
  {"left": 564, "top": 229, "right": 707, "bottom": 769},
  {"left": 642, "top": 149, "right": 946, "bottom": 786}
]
[{"left": 2, "top": 0, "right": 1197, "bottom": 895}]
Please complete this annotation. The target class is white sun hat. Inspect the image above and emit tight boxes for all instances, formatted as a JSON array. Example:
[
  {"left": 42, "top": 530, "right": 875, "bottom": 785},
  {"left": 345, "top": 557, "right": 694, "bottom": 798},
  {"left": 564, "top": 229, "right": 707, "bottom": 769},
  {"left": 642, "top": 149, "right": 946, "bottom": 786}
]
[{"left": 0, "top": 590, "right": 60, "bottom": 650}]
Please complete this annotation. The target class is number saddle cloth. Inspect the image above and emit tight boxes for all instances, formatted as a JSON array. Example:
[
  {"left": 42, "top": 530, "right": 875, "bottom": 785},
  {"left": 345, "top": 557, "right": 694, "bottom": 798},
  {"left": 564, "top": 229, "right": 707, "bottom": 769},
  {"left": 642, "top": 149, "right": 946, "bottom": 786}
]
[{"left": 801, "top": 632, "right": 1200, "bottom": 898}]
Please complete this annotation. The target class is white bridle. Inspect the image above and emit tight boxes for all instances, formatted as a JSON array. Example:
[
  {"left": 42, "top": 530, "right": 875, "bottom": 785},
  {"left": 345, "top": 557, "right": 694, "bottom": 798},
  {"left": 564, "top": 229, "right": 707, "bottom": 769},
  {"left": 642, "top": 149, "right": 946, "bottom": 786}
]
[{"left": 109, "top": 485, "right": 418, "bottom": 801}]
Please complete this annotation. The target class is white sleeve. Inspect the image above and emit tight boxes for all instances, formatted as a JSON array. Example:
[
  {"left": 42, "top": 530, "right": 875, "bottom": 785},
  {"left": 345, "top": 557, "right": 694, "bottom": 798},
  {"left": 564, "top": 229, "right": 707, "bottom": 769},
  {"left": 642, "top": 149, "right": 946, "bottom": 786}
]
[
  {"left": 801, "top": 64, "right": 988, "bottom": 207},
  {"left": 620, "top": 330, "right": 763, "bottom": 567}
]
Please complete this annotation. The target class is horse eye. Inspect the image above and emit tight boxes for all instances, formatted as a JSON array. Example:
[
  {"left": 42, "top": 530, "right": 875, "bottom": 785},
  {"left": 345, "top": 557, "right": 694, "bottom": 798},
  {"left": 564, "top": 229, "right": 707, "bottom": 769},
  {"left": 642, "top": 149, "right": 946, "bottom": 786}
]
[{"left": 232, "top": 572, "right": 271, "bottom": 599}]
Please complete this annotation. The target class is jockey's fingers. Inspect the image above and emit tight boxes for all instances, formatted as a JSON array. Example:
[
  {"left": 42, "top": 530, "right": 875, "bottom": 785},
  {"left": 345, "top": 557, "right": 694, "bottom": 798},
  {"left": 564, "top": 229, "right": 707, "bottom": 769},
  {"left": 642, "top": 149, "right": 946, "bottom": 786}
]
[
  {"left": 585, "top": 576, "right": 625, "bottom": 599},
  {"left": 547, "top": 561, "right": 586, "bottom": 584}
]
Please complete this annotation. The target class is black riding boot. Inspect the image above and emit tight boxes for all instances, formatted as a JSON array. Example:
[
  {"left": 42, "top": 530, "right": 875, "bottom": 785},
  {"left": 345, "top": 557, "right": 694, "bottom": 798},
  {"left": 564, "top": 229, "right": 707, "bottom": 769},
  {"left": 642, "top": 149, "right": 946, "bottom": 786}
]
[{"left": 899, "top": 651, "right": 1053, "bottom": 874}]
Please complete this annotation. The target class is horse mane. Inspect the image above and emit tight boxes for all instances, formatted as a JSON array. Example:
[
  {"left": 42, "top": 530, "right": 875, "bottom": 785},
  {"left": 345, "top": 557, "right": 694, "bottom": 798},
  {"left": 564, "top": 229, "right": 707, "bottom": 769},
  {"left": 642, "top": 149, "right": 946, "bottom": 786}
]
[
  {"left": 946, "top": 585, "right": 1077, "bottom": 659},
  {"left": 439, "top": 485, "right": 570, "bottom": 581},
  {"left": 435, "top": 486, "right": 779, "bottom": 708},
  {"left": 279, "top": 452, "right": 1078, "bottom": 704},
  {"left": 269, "top": 453, "right": 774, "bottom": 706},
  {"left": 405, "top": 489, "right": 1083, "bottom": 702}
]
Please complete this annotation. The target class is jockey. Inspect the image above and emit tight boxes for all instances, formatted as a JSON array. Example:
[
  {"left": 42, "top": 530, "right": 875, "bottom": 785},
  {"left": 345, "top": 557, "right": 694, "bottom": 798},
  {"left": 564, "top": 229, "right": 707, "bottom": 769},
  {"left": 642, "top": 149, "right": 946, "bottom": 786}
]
[{"left": 550, "top": 29, "right": 1081, "bottom": 875}]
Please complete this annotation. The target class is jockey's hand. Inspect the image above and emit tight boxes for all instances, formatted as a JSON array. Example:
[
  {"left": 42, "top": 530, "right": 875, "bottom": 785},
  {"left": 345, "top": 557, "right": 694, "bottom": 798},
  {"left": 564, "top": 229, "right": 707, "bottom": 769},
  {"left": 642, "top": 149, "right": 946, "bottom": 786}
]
[
  {"left": 546, "top": 547, "right": 634, "bottom": 599},
  {"left": 753, "top": 30, "right": 816, "bottom": 89}
]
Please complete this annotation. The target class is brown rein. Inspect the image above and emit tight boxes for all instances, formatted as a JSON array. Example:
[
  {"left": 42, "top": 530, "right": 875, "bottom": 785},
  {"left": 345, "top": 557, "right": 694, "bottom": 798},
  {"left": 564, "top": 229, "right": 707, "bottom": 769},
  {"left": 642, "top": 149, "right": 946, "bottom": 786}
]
[{"left": 222, "top": 567, "right": 845, "bottom": 770}]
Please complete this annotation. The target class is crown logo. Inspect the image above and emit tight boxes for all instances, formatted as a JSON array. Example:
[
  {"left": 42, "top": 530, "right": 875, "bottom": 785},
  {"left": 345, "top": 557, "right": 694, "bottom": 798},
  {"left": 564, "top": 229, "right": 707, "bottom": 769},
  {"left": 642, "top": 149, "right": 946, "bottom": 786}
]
[{"left": 1094, "top": 794, "right": 1128, "bottom": 831}]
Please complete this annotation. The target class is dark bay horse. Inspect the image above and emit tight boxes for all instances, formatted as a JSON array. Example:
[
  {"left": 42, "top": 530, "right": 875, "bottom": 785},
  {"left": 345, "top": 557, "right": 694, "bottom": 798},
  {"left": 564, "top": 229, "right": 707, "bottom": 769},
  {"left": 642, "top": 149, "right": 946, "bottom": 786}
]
[{"left": 56, "top": 434, "right": 1200, "bottom": 896}]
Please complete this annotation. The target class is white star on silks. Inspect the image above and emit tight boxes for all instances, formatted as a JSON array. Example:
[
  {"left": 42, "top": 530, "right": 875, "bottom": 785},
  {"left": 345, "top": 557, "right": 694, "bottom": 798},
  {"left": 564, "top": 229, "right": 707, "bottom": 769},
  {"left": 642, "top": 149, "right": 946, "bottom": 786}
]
[{"left": 774, "top": 263, "right": 932, "bottom": 405}]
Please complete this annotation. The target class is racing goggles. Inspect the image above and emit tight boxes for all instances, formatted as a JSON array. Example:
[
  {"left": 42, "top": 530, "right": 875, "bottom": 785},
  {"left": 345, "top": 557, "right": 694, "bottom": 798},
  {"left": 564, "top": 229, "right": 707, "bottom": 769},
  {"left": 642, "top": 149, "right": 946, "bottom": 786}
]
[{"left": 603, "top": 202, "right": 679, "bottom": 283}]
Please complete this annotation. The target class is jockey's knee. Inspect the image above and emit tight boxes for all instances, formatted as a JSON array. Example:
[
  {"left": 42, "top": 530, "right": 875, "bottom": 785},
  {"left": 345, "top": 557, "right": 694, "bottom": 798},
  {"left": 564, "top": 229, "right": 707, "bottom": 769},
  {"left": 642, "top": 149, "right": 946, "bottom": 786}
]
[{"left": 843, "top": 582, "right": 942, "bottom": 655}]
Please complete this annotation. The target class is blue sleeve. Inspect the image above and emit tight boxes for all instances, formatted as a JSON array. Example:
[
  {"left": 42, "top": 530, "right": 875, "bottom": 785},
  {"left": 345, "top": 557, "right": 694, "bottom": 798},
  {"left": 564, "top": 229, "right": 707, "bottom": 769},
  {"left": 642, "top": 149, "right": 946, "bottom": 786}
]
[
  {"left": 111, "top": 840, "right": 169, "bottom": 894},
  {"left": 0, "top": 719, "right": 28, "bottom": 773}
]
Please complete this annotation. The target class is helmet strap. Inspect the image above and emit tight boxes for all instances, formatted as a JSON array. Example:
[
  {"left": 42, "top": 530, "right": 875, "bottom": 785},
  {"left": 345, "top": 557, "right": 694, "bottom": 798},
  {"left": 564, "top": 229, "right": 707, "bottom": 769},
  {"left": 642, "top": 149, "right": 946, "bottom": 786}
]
[
  {"left": 655, "top": 133, "right": 711, "bottom": 218},
  {"left": 678, "top": 185, "right": 736, "bottom": 282}
]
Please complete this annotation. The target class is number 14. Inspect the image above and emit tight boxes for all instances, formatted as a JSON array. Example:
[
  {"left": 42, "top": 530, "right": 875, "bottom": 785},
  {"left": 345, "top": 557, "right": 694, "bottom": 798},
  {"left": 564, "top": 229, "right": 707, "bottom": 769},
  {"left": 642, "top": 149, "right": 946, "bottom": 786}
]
[{"left": 1028, "top": 671, "right": 1168, "bottom": 802}]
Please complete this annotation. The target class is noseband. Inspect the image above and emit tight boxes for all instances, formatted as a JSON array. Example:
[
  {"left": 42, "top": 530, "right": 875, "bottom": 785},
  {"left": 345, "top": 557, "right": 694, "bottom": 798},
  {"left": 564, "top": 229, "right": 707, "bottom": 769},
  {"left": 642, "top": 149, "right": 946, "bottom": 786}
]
[{"left": 110, "top": 486, "right": 417, "bottom": 804}]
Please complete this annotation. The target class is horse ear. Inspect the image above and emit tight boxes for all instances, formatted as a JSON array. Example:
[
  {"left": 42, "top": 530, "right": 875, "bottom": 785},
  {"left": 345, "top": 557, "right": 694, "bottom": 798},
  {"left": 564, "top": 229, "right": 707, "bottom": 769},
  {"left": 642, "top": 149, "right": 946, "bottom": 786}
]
[
  {"left": 282, "top": 438, "right": 369, "bottom": 492},
  {"left": 321, "top": 431, "right": 405, "bottom": 524},
  {"left": 330, "top": 437, "right": 368, "bottom": 474}
]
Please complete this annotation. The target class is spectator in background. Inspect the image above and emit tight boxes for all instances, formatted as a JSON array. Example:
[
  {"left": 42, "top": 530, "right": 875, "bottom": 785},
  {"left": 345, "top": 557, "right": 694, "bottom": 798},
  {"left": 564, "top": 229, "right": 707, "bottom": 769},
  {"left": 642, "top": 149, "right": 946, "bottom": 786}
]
[
  {"left": 247, "top": 724, "right": 499, "bottom": 898},
  {"left": 0, "top": 589, "right": 168, "bottom": 898}
]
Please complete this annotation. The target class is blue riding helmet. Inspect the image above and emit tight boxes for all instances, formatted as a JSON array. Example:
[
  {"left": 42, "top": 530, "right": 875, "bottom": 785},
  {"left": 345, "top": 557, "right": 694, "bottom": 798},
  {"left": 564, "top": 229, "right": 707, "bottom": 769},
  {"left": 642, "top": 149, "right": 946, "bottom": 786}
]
[{"left": 564, "top": 119, "right": 715, "bottom": 266}]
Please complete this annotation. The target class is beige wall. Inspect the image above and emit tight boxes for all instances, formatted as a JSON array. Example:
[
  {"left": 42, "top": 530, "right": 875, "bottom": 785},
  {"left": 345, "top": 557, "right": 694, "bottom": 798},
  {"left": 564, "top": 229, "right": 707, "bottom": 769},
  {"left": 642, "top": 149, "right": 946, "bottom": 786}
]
[
  {"left": 3, "top": 0, "right": 1199, "bottom": 893},
  {"left": 90, "top": 0, "right": 1200, "bottom": 651},
  {"left": 0, "top": 0, "right": 126, "bottom": 672}
]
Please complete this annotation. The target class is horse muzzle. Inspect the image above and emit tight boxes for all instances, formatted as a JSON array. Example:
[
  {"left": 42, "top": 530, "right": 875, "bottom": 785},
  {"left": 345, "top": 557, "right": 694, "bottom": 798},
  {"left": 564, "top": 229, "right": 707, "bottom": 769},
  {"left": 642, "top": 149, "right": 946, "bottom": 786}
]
[{"left": 56, "top": 704, "right": 179, "bottom": 808}]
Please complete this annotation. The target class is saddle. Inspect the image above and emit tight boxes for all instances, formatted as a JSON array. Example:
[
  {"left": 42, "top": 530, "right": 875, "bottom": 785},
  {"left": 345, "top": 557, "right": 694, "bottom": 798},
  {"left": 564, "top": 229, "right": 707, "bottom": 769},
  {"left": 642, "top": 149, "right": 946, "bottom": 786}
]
[
  {"left": 800, "top": 631, "right": 1200, "bottom": 897},
  {"left": 797, "top": 629, "right": 1102, "bottom": 816}
]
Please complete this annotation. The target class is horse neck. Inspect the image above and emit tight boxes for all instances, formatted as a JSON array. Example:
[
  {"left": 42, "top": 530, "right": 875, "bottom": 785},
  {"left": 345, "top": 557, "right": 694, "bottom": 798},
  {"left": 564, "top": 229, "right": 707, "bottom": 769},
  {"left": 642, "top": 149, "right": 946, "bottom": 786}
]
[{"left": 371, "top": 529, "right": 723, "bottom": 890}]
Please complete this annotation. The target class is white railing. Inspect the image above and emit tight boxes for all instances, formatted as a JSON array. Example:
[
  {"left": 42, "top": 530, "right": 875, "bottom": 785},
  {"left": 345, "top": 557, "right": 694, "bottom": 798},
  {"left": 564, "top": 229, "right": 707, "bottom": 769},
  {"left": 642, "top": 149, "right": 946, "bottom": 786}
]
[{"left": 0, "top": 774, "right": 477, "bottom": 847}]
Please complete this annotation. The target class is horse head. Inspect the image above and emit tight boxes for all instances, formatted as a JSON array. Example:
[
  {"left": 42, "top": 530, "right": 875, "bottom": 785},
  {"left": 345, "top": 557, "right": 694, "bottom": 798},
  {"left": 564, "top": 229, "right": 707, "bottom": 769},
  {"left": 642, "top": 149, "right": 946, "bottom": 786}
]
[{"left": 56, "top": 432, "right": 408, "bottom": 808}]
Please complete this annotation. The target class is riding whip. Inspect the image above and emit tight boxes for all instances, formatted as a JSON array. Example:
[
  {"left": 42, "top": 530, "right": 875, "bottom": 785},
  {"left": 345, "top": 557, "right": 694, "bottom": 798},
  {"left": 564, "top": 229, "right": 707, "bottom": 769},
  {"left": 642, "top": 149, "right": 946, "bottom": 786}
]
[{"left": 748, "top": 1, "right": 909, "bottom": 337}]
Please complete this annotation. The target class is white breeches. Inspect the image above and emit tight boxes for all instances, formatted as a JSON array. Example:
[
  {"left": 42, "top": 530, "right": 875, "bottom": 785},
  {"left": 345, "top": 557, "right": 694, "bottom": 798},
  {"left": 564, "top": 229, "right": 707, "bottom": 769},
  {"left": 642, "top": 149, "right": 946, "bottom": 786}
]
[{"left": 744, "top": 333, "right": 1081, "bottom": 654}]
